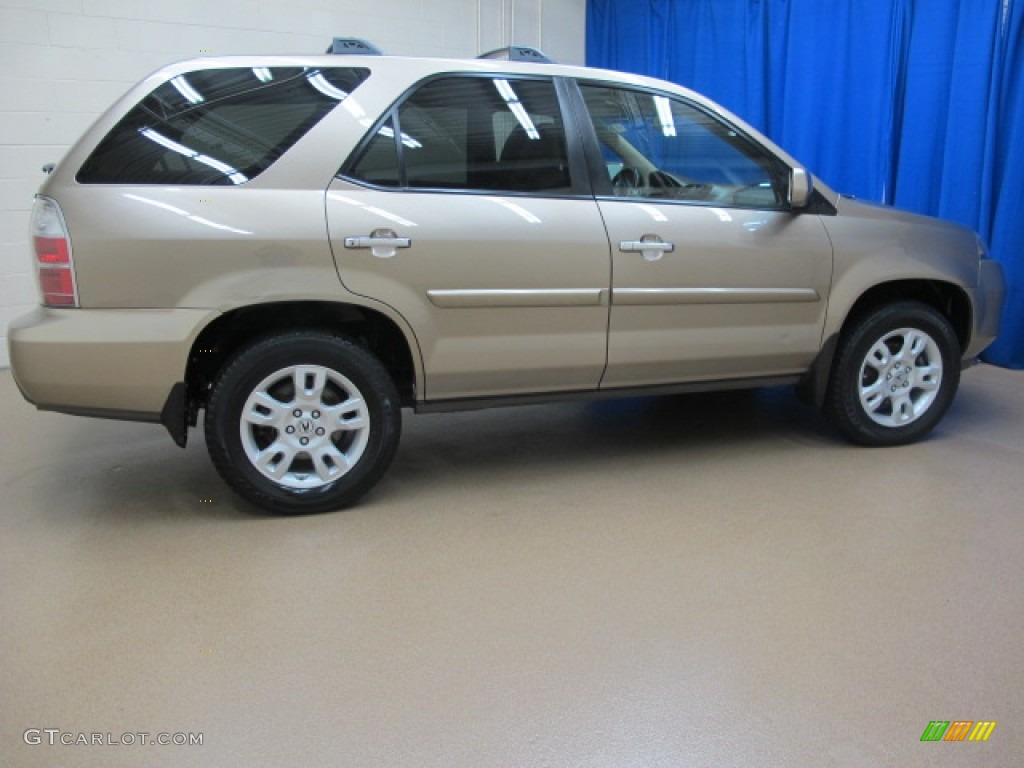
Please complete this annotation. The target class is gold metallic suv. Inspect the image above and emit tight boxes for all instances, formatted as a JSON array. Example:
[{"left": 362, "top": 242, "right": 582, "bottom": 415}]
[{"left": 8, "top": 46, "right": 1006, "bottom": 513}]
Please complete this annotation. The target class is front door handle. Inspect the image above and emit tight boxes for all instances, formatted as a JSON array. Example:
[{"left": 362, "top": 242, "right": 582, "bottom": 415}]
[
  {"left": 619, "top": 235, "right": 675, "bottom": 262},
  {"left": 344, "top": 228, "right": 411, "bottom": 259}
]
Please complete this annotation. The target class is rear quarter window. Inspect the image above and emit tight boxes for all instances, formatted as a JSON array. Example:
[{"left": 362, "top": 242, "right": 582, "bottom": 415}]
[{"left": 77, "top": 66, "right": 369, "bottom": 185}]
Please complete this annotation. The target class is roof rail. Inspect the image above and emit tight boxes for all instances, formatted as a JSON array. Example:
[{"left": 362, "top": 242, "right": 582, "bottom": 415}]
[
  {"left": 478, "top": 46, "right": 554, "bottom": 64},
  {"left": 326, "top": 38, "right": 383, "bottom": 55}
]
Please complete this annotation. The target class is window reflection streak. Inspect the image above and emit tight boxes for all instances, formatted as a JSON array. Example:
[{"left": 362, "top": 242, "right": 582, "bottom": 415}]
[
  {"left": 493, "top": 79, "right": 539, "bottom": 139},
  {"left": 140, "top": 128, "right": 248, "bottom": 185}
]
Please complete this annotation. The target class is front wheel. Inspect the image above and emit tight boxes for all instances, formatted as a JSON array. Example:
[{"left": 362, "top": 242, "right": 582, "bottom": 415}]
[
  {"left": 205, "top": 332, "right": 401, "bottom": 513},
  {"left": 825, "top": 302, "right": 961, "bottom": 446}
]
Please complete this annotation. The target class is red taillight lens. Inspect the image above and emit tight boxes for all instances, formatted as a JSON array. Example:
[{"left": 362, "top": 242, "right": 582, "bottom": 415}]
[
  {"left": 31, "top": 197, "right": 78, "bottom": 307},
  {"left": 37, "top": 267, "right": 77, "bottom": 306},
  {"left": 34, "top": 236, "right": 70, "bottom": 263}
]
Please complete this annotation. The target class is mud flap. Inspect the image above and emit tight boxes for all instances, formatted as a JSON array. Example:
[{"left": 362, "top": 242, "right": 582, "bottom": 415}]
[{"left": 160, "top": 382, "right": 188, "bottom": 448}]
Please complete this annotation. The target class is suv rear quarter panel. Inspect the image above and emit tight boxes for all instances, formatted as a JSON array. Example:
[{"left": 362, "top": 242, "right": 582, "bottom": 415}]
[
  {"left": 20, "top": 57, "right": 440, "bottom": 414},
  {"left": 50, "top": 185, "right": 341, "bottom": 309},
  {"left": 42, "top": 57, "right": 385, "bottom": 311}
]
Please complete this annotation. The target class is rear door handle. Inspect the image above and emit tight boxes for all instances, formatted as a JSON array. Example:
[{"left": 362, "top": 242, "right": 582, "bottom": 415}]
[
  {"left": 619, "top": 235, "right": 675, "bottom": 262},
  {"left": 344, "top": 228, "right": 411, "bottom": 259}
]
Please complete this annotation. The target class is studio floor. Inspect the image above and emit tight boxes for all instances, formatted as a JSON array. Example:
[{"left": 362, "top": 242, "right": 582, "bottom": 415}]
[{"left": 1, "top": 364, "right": 1021, "bottom": 767}]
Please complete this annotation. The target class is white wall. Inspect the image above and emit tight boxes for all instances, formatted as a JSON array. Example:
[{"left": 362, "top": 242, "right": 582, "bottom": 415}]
[{"left": 0, "top": 0, "right": 585, "bottom": 367}]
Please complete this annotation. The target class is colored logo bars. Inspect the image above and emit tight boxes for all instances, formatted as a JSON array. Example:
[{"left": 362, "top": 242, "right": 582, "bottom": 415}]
[{"left": 920, "top": 721, "right": 997, "bottom": 742}]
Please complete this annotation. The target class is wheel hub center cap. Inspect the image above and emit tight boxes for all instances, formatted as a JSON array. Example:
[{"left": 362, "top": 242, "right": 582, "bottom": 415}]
[
  {"left": 281, "top": 410, "right": 328, "bottom": 446},
  {"left": 887, "top": 364, "right": 912, "bottom": 391}
]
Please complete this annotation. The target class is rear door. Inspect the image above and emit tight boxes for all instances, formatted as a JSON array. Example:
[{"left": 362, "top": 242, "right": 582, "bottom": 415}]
[
  {"left": 327, "top": 75, "right": 611, "bottom": 401},
  {"left": 575, "top": 82, "right": 833, "bottom": 389}
]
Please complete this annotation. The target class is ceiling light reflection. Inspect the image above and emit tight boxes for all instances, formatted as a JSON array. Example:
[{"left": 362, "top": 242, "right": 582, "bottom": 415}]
[
  {"left": 654, "top": 96, "right": 676, "bottom": 137},
  {"left": 327, "top": 192, "right": 418, "bottom": 227},
  {"left": 170, "top": 75, "right": 204, "bottom": 104},
  {"left": 140, "top": 128, "right": 248, "bottom": 185},
  {"left": 307, "top": 72, "right": 349, "bottom": 100},
  {"left": 122, "top": 193, "right": 253, "bottom": 235},
  {"left": 377, "top": 125, "right": 422, "bottom": 149},
  {"left": 343, "top": 97, "right": 367, "bottom": 120},
  {"left": 636, "top": 204, "right": 668, "bottom": 222},
  {"left": 484, "top": 197, "right": 542, "bottom": 224},
  {"left": 493, "top": 78, "right": 539, "bottom": 139}
]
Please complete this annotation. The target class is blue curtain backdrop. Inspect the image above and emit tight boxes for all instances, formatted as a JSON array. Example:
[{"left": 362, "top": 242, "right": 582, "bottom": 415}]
[{"left": 587, "top": 0, "right": 1024, "bottom": 368}]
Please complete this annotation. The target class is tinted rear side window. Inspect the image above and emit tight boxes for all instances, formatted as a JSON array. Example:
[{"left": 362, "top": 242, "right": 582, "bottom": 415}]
[
  {"left": 346, "top": 75, "right": 572, "bottom": 194},
  {"left": 77, "top": 67, "right": 369, "bottom": 185}
]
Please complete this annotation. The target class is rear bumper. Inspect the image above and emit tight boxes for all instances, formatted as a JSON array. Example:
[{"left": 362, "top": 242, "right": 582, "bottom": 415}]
[
  {"left": 965, "top": 258, "right": 1006, "bottom": 359},
  {"left": 7, "top": 306, "right": 215, "bottom": 418}
]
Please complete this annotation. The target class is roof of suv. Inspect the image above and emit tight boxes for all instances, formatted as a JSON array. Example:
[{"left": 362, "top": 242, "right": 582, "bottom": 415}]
[
  {"left": 141, "top": 52, "right": 660, "bottom": 91},
  {"left": 45, "top": 47, "right": 829, "bottom": 201},
  {"left": 132, "top": 53, "right": 804, "bottom": 159}
]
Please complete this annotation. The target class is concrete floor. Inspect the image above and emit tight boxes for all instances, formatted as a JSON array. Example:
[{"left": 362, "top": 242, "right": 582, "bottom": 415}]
[{"left": 1, "top": 365, "right": 1021, "bottom": 767}]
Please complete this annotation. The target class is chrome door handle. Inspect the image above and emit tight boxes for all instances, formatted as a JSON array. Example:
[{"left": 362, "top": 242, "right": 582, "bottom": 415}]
[
  {"left": 343, "top": 228, "right": 411, "bottom": 259},
  {"left": 344, "top": 236, "right": 412, "bottom": 248},
  {"left": 619, "top": 236, "right": 675, "bottom": 262}
]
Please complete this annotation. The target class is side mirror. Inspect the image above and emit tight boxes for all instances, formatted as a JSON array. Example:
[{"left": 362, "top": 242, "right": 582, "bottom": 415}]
[{"left": 789, "top": 167, "right": 813, "bottom": 209}]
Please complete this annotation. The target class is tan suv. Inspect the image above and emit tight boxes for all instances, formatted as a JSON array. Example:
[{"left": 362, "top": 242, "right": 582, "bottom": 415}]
[{"left": 8, "top": 46, "right": 1006, "bottom": 513}]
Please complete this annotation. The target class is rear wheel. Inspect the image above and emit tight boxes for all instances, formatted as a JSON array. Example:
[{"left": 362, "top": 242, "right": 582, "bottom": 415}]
[
  {"left": 205, "top": 332, "right": 401, "bottom": 513},
  {"left": 825, "top": 302, "right": 960, "bottom": 446}
]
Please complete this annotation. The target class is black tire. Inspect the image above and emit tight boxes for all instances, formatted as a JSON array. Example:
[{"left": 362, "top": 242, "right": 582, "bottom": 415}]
[
  {"left": 204, "top": 332, "right": 401, "bottom": 514},
  {"left": 825, "top": 301, "right": 960, "bottom": 446}
]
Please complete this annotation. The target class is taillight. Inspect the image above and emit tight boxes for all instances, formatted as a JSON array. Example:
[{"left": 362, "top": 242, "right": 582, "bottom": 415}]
[{"left": 31, "top": 196, "right": 78, "bottom": 307}]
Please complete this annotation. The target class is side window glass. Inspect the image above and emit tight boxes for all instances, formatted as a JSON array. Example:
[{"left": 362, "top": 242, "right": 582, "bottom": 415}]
[
  {"left": 354, "top": 76, "right": 571, "bottom": 194},
  {"left": 77, "top": 67, "right": 370, "bottom": 185},
  {"left": 348, "top": 115, "right": 401, "bottom": 187},
  {"left": 580, "top": 84, "right": 784, "bottom": 208},
  {"left": 399, "top": 87, "right": 472, "bottom": 188}
]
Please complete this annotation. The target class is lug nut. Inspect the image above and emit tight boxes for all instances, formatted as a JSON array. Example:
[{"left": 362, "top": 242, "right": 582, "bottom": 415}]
[
  {"left": 300, "top": 437, "right": 309, "bottom": 446},
  {"left": 315, "top": 428, "right": 325, "bottom": 436},
  {"left": 312, "top": 410, "right": 320, "bottom": 419},
  {"left": 293, "top": 409, "right": 302, "bottom": 417},
  {"left": 285, "top": 426, "right": 295, "bottom": 434}
]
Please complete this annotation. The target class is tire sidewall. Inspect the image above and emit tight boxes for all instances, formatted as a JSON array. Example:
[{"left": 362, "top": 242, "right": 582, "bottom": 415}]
[{"left": 206, "top": 334, "right": 401, "bottom": 513}]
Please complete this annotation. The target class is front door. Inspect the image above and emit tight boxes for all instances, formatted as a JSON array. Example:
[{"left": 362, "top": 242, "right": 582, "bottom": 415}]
[{"left": 576, "top": 82, "right": 833, "bottom": 389}]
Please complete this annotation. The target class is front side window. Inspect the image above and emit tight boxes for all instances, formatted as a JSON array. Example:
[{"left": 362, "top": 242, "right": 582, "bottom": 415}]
[
  {"left": 347, "top": 76, "right": 572, "bottom": 194},
  {"left": 77, "top": 67, "right": 370, "bottom": 185},
  {"left": 579, "top": 83, "right": 786, "bottom": 207}
]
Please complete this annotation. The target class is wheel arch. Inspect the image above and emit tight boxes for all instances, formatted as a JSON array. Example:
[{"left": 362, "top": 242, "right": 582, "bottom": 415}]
[
  {"left": 183, "top": 301, "right": 421, "bottom": 427},
  {"left": 798, "top": 279, "right": 971, "bottom": 407}
]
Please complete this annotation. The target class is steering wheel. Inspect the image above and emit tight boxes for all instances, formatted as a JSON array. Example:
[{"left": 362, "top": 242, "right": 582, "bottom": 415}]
[
  {"left": 647, "top": 170, "right": 680, "bottom": 189},
  {"left": 651, "top": 170, "right": 713, "bottom": 200},
  {"left": 611, "top": 166, "right": 644, "bottom": 196}
]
